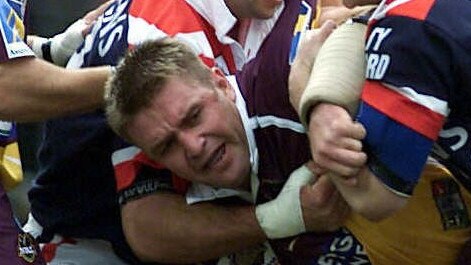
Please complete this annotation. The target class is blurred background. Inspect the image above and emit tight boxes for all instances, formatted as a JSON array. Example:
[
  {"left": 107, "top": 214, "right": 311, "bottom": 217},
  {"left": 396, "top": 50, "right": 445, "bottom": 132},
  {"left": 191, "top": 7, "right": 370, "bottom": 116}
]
[{"left": 9, "top": 0, "right": 103, "bottom": 223}]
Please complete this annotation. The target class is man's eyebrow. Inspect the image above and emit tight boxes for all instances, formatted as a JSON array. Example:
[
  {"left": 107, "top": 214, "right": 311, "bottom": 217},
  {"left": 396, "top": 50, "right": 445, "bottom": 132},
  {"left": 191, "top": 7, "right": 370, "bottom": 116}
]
[
  {"left": 181, "top": 104, "right": 199, "bottom": 125},
  {"left": 149, "top": 98, "right": 200, "bottom": 155}
]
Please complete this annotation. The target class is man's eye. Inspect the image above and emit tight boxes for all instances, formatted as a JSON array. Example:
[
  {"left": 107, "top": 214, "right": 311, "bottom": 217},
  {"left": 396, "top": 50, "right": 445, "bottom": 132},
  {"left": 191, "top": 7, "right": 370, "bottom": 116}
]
[
  {"left": 160, "top": 141, "right": 172, "bottom": 156},
  {"left": 189, "top": 109, "right": 201, "bottom": 124},
  {"left": 154, "top": 140, "right": 171, "bottom": 157}
]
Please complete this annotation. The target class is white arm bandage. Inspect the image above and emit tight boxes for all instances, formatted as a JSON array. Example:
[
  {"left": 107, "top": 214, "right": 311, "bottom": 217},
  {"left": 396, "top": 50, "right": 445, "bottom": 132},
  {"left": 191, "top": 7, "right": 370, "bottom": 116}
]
[
  {"left": 255, "top": 165, "right": 315, "bottom": 239},
  {"left": 299, "top": 20, "right": 367, "bottom": 126},
  {"left": 30, "top": 19, "right": 87, "bottom": 66}
]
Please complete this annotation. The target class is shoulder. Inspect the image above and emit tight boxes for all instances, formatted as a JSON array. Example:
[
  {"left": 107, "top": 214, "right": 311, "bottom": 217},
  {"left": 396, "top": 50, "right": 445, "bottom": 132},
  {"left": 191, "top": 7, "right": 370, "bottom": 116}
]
[{"left": 372, "top": 0, "right": 471, "bottom": 50}]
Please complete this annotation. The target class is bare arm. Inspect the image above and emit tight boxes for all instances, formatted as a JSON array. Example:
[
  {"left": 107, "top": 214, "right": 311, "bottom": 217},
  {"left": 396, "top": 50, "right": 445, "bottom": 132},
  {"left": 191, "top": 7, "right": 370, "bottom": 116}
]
[
  {"left": 0, "top": 57, "right": 110, "bottom": 122},
  {"left": 121, "top": 166, "right": 348, "bottom": 263},
  {"left": 121, "top": 193, "right": 265, "bottom": 264},
  {"left": 327, "top": 168, "right": 407, "bottom": 221}
]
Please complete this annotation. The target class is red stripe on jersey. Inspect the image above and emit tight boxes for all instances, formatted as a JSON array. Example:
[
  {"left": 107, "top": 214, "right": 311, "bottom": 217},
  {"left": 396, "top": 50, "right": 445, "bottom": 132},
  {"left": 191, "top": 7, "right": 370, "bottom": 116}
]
[
  {"left": 362, "top": 80, "right": 445, "bottom": 140},
  {"left": 129, "top": 0, "right": 203, "bottom": 34},
  {"left": 200, "top": 56, "right": 215, "bottom": 68},
  {"left": 114, "top": 160, "right": 138, "bottom": 192},
  {"left": 172, "top": 175, "right": 190, "bottom": 195},
  {"left": 194, "top": 10, "right": 237, "bottom": 73},
  {"left": 387, "top": 0, "right": 435, "bottom": 21},
  {"left": 114, "top": 151, "right": 190, "bottom": 194},
  {"left": 129, "top": 0, "right": 237, "bottom": 73}
]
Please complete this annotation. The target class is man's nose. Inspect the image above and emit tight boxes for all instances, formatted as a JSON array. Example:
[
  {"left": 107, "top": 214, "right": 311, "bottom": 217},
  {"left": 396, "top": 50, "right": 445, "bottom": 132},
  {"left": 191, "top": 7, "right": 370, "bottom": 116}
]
[{"left": 179, "top": 129, "right": 205, "bottom": 159}]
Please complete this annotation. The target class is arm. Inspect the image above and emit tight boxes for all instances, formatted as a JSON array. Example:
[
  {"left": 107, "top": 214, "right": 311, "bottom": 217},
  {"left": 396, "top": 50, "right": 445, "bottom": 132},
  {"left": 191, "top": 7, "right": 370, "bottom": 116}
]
[
  {"left": 308, "top": 105, "right": 406, "bottom": 221},
  {"left": 290, "top": 15, "right": 406, "bottom": 221},
  {"left": 0, "top": 57, "right": 110, "bottom": 122},
  {"left": 120, "top": 164, "right": 348, "bottom": 263},
  {"left": 122, "top": 193, "right": 265, "bottom": 263},
  {"left": 27, "top": 0, "right": 113, "bottom": 66}
]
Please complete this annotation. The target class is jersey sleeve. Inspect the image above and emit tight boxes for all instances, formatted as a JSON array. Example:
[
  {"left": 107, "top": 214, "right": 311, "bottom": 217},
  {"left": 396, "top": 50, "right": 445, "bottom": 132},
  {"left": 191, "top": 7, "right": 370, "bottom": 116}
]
[
  {"left": 0, "top": 0, "right": 34, "bottom": 62},
  {"left": 357, "top": 15, "right": 455, "bottom": 196}
]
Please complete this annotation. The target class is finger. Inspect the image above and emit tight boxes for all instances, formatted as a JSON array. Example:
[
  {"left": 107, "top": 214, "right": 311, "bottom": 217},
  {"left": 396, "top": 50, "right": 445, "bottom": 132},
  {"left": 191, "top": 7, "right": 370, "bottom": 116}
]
[
  {"left": 349, "top": 121, "right": 367, "bottom": 140},
  {"left": 315, "top": 146, "right": 367, "bottom": 169},
  {"left": 343, "top": 0, "right": 380, "bottom": 8},
  {"left": 332, "top": 146, "right": 367, "bottom": 167},
  {"left": 320, "top": 189, "right": 349, "bottom": 230},
  {"left": 341, "top": 175, "right": 358, "bottom": 186},
  {"left": 306, "top": 160, "right": 327, "bottom": 176},
  {"left": 83, "top": 0, "right": 114, "bottom": 24},
  {"left": 314, "top": 153, "right": 363, "bottom": 176},
  {"left": 297, "top": 20, "right": 336, "bottom": 64},
  {"left": 339, "top": 137, "right": 364, "bottom": 152},
  {"left": 317, "top": 19, "right": 337, "bottom": 39},
  {"left": 309, "top": 175, "right": 338, "bottom": 206}
]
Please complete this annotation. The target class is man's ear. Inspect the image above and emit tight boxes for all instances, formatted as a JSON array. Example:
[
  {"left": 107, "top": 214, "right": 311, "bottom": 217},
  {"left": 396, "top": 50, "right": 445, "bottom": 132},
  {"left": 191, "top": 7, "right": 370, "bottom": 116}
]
[{"left": 211, "top": 67, "right": 236, "bottom": 102}]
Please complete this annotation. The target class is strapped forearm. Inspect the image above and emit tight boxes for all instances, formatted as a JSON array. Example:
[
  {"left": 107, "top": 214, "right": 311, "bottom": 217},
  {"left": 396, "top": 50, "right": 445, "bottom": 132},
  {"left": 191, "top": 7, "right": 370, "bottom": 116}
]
[
  {"left": 298, "top": 6, "right": 376, "bottom": 126},
  {"left": 299, "top": 20, "right": 367, "bottom": 126}
]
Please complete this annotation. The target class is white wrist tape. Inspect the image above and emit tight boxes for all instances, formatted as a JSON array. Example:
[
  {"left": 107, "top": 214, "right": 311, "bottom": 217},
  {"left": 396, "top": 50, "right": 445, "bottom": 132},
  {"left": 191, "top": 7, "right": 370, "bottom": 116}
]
[
  {"left": 30, "top": 36, "right": 48, "bottom": 59},
  {"left": 298, "top": 19, "right": 367, "bottom": 126},
  {"left": 30, "top": 19, "right": 86, "bottom": 66},
  {"left": 255, "top": 165, "right": 315, "bottom": 239}
]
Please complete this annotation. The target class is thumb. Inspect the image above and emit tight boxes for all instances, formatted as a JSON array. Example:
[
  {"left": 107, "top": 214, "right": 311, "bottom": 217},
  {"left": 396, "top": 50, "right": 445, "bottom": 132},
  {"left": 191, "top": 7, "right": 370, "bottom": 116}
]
[
  {"left": 309, "top": 175, "right": 337, "bottom": 206},
  {"left": 284, "top": 165, "right": 316, "bottom": 190}
]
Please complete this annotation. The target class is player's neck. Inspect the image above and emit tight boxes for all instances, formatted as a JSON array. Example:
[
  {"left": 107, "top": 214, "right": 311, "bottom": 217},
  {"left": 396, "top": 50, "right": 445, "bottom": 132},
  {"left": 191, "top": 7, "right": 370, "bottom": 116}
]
[{"left": 228, "top": 19, "right": 252, "bottom": 47}]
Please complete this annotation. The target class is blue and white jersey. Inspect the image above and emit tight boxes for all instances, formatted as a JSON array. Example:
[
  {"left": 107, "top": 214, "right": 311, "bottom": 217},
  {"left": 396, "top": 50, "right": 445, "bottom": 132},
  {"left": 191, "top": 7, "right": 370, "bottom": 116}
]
[
  {"left": 358, "top": 0, "right": 471, "bottom": 196},
  {"left": 28, "top": 0, "right": 134, "bottom": 262},
  {"left": 68, "top": 0, "right": 130, "bottom": 68}
]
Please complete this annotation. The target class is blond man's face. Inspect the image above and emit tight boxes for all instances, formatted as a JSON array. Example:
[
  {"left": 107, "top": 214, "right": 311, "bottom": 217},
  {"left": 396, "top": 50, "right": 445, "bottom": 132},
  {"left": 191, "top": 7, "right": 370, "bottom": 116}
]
[{"left": 127, "top": 75, "right": 251, "bottom": 190}]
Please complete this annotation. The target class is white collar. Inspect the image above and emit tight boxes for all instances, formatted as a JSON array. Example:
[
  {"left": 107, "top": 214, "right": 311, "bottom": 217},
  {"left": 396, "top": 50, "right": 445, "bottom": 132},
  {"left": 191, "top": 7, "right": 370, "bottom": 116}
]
[
  {"left": 185, "top": 0, "right": 238, "bottom": 45},
  {"left": 185, "top": 0, "right": 284, "bottom": 63},
  {"left": 244, "top": 1, "right": 284, "bottom": 62},
  {"left": 370, "top": 0, "right": 410, "bottom": 21},
  {"left": 227, "top": 75, "right": 260, "bottom": 201}
]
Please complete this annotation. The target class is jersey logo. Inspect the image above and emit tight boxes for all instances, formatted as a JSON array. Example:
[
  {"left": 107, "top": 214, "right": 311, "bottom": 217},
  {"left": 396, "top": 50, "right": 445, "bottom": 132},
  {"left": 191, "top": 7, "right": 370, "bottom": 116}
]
[
  {"left": 439, "top": 126, "right": 468, "bottom": 152},
  {"left": 97, "top": 0, "right": 129, "bottom": 57},
  {"left": 432, "top": 178, "right": 470, "bottom": 230},
  {"left": 316, "top": 228, "right": 370, "bottom": 265},
  {"left": 0, "top": 0, "right": 33, "bottom": 58},
  {"left": 17, "top": 232, "right": 38, "bottom": 263},
  {"left": 68, "top": 0, "right": 130, "bottom": 68},
  {"left": 365, "top": 27, "right": 392, "bottom": 80}
]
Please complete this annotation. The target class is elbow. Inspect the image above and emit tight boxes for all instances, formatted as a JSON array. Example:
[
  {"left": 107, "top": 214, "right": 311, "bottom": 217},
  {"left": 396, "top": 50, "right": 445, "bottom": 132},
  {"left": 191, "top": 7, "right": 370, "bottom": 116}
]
[
  {"left": 121, "top": 208, "right": 168, "bottom": 263},
  {"left": 122, "top": 216, "right": 158, "bottom": 262}
]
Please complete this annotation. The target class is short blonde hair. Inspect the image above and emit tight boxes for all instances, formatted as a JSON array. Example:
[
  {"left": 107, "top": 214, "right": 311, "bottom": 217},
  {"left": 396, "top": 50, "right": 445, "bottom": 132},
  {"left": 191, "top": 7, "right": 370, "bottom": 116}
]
[{"left": 105, "top": 37, "right": 213, "bottom": 141}]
